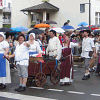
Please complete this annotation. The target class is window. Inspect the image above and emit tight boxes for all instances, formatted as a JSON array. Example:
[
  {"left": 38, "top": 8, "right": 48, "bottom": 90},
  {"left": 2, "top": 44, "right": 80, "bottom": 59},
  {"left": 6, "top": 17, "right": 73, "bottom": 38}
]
[
  {"left": 80, "top": 4, "right": 85, "bottom": 13},
  {"left": 32, "top": 14, "right": 39, "bottom": 22},
  {"left": 46, "top": 13, "right": 49, "bottom": 20},
  {"left": 95, "top": 12, "right": 100, "bottom": 24}
]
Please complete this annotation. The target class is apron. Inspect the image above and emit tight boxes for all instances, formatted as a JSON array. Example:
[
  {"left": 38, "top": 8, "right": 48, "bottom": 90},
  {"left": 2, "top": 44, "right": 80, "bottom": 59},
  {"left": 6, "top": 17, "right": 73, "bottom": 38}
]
[{"left": 0, "top": 43, "right": 6, "bottom": 77}]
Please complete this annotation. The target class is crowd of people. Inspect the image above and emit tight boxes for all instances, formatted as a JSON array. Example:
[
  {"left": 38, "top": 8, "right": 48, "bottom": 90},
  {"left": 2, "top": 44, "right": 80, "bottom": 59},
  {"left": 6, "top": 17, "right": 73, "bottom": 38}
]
[{"left": 0, "top": 26, "right": 100, "bottom": 92}]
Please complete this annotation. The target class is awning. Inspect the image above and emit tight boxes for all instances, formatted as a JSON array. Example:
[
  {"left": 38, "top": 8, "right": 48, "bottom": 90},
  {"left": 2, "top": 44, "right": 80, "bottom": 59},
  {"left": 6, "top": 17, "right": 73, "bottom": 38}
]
[{"left": 21, "top": 1, "right": 59, "bottom": 12}]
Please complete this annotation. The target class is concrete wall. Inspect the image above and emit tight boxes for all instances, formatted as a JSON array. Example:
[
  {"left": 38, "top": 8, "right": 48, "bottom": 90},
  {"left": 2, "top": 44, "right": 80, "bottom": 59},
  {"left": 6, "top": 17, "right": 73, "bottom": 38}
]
[
  {"left": 12, "top": 0, "right": 42, "bottom": 28},
  {"left": 12, "top": 0, "right": 100, "bottom": 29}
]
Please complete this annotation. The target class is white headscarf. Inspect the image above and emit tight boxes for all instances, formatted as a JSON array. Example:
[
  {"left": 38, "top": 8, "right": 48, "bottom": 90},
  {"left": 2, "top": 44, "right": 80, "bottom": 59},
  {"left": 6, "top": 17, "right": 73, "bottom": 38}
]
[
  {"left": 29, "top": 33, "right": 35, "bottom": 40},
  {"left": 0, "top": 32, "right": 5, "bottom": 39}
]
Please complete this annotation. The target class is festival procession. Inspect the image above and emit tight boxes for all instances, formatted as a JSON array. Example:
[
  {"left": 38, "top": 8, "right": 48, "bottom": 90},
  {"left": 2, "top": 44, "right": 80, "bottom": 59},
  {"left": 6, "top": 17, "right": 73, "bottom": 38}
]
[{"left": 1, "top": 0, "right": 100, "bottom": 100}]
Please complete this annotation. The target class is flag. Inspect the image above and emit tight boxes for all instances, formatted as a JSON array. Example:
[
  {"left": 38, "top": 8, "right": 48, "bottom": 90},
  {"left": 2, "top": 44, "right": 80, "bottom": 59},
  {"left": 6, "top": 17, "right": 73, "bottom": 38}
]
[{"left": 0, "top": 0, "right": 3, "bottom": 6}]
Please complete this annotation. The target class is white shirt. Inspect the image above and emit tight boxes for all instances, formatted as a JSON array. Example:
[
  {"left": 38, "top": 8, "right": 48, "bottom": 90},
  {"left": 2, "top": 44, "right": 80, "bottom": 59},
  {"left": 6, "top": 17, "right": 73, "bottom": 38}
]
[
  {"left": 27, "top": 41, "right": 43, "bottom": 56},
  {"left": 14, "top": 42, "right": 29, "bottom": 66},
  {"left": 46, "top": 36, "right": 62, "bottom": 60},
  {"left": 0, "top": 41, "right": 9, "bottom": 53},
  {"left": 81, "top": 37, "right": 95, "bottom": 58}
]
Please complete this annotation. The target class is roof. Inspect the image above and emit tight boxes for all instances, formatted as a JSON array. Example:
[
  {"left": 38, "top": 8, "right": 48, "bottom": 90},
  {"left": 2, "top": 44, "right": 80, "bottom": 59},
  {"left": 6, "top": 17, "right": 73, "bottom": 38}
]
[{"left": 21, "top": 1, "right": 59, "bottom": 12}]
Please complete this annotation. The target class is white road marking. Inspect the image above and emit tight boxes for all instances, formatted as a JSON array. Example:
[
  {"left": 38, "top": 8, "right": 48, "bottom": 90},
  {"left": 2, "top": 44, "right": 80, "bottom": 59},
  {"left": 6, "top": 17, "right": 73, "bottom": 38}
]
[
  {"left": 74, "top": 65, "right": 78, "bottom": 66},
  {"left": 29, "top": 87, "right": 44, "bottom": 89},
  {"left": 73, "top": 70, "right": 78, "bottom": 72},
  {"left": 91, "top": 94, "right": 100, "bottom": 97},
  {"left": 47, "top": 89, "right": 64, "bottom": 92},
  {"left": 67, "top": 91, "right": 85, "bottom": 94},
  {"left": 0, "top": 92, "right": 57, "bottom": 100}
]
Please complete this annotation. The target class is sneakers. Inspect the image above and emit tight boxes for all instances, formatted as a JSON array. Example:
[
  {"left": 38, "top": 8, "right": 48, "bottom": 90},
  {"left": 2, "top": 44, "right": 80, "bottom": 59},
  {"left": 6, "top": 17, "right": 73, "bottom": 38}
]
[{"left": 82, "top": 74, "right": 90, "bottom": 80}]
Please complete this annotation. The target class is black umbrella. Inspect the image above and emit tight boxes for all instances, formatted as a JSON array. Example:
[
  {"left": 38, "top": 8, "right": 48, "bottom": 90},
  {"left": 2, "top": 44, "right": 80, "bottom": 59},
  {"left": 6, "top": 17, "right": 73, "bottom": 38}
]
[
  {"left": 28, "top": 28, "right": 44, "bottom": 35},
  {"left": 0, "top": 28, "right": 12, "bottom": 32},
  {"left": 43, "top": 20, "right": 57, "bottom": 24},
  {"left": 76, "top": 26, "right": 90, "bottom": 30}
]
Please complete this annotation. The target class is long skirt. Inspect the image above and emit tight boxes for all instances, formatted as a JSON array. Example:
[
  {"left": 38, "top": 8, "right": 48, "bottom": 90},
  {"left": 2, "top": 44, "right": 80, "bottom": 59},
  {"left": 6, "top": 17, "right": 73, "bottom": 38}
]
[
  {"left": 60, "top": 56, "right": 73, "bottom": 83},
  {"left": 0, "top": 54, "right": 6, "bottom": 77},
  {"left": 0, "top": 60, "right": 11, "bottom": 84}
]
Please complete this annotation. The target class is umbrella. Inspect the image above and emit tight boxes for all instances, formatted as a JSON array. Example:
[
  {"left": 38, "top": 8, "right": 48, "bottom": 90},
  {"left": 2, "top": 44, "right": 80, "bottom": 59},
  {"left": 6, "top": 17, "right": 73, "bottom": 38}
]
[
  {"left": 43, "top": 20, "right": 57, "bottom": 24},
  {"left": 62, "top": 25, "right": 74, "bottom": 29},
  {"left": 78, "top": 22, "right": 88, "bottom": 26},
  {"left": 10, "top": 28, "right": 21, "bottom": 33},
  {"left": 76, "top": 26, "right": 90, "bottom": 30},
  {"left": 93, "top": 29, "right": 100, "bottom": 35},
  {"left": 0, "top": 28, "right": 12, "bottom": 32},
  {"left": 28, "top": 28, "right": 44, "bottom": 35},
  {"left": 16, "top": 26, "right": 29, "bottom": 32},
  {"left": 90, "top": 24, "right": 100, "bottom": 28},
  {"left": 34, "top": 23, "right": 50, "bottom": 28},
  {"left": 49, "top": 27, "right": 65, "bottom": 33}
]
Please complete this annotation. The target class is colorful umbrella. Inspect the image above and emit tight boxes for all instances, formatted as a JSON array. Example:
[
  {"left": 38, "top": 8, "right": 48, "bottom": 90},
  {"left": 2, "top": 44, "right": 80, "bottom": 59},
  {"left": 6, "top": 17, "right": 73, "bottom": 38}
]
[
  {"left": 43, "top": 20, "right": 57, "bottom": 24},
  {"left": 0, "top": 28, "right": 12, "bottom": 32},
  {"left": 34, "top": 23, "right": 50, "bottom": 28},
  {"left": 16, "top": 26, "right": 29, "bottom": 32},
  {"left": 76, "top": 26, "right": 90, "bottom": 30},
  {"left": 78, "top": 22, "right": 88, "bottom": 26},
  {"left": 50, "top": 27, "right": 65, "bottom": 33},
  {"left": 62, "top": 25, "right": 74, "bottom": 29},
  {"left": 10, "top": 28, "right": 21, "bottom": 33},
  {"left": 28, "top": 28, "right": 44, "bottom": 34}
]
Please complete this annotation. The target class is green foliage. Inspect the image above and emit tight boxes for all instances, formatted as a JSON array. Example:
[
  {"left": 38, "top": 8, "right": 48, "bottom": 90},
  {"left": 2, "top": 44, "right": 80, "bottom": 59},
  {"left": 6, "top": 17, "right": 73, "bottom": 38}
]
[{"left": 3, "top": 24, "right": 11, "bottom": 28}]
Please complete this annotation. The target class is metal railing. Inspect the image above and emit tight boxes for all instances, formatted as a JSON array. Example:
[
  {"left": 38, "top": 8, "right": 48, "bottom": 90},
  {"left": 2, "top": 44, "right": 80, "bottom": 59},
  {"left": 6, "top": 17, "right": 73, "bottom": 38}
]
[
  {"left": 3, "top": 7, "right": 11, "bottom": 12},
  {"left": 3, "top": 19, "right": 11, "bottom": 24}
]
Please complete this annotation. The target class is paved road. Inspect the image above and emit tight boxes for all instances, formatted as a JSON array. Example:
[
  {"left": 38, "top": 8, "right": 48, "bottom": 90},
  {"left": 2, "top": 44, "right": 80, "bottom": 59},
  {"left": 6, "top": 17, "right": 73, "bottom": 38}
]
[{"left": 0, "top": 61, "right": 100, "bottom": 100}]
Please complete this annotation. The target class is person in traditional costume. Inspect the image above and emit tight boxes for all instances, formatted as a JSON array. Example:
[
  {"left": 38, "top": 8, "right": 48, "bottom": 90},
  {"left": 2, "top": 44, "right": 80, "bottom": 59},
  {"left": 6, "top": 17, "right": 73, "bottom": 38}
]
[
  {"left": 95, "top": 37, "right": 100, "bottom": 74},
  {"left": 8, "top": 34, "right": 30, "bottom": 92},
  {"left": 0, "top": 32, "right": 10, "bottom": 89},
  {"left": 60, "top": 36, "right": 79, "bottom": 86},
  {"left": 81, "top": 30, "right": 97, "bottom": 80},
  {"left": 27, "top": 33, "right": 43, "bottom": 57},
  {"left": 46, "top": 30, "right": 62, "bottom": 60}
]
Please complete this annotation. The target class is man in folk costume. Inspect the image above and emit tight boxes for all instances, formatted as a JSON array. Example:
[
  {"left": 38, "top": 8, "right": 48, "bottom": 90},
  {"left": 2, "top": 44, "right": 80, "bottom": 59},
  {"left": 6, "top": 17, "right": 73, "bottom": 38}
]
[
  {"left": 46, "top": 30, "right": 62, "bottom": 61},
  {"left": 8, "top": 34, "right": 30, "bottom": 92},
  {"left": 0, "top": 32, "right": 10, "bottom": 89},
  {"left": 81, "top": 30, "right": 97, "bottom": 80}
]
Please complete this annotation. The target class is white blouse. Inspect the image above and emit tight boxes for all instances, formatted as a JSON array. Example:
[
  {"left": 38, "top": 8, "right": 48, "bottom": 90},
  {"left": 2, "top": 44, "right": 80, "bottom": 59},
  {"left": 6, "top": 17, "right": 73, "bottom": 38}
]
[
  {"left": 0, "top": 41, "right": 9, "bottom": 53},
  {"left": 27, "top": 41, "right": 43, "bottom": 54}
]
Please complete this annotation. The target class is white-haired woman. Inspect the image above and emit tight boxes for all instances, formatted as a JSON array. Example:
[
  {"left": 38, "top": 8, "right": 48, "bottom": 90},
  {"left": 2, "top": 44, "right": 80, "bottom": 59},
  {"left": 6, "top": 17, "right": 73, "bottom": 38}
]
[
  {"left": 28, "top": 33, "right": 43, "bottom": 57},
  {"left": 0, "top": 32, "right": 10, "bottom": 89}
]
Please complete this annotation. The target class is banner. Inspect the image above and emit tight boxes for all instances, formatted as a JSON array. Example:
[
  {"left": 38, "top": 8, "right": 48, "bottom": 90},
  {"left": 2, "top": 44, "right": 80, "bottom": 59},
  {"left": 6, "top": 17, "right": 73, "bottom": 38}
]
[{"left": 0, "top": 0, "right": 3, "bottom": 6}]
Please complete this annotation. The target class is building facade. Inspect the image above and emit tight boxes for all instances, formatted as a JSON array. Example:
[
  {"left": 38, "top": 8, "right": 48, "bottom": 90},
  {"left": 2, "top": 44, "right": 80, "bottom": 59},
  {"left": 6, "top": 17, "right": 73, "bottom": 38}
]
[
  {"left": 0, "top": 0, "right": 11, "bottom": 28},
  {"left": 12, "top": 0, "right": 100, "bottom": 29}
]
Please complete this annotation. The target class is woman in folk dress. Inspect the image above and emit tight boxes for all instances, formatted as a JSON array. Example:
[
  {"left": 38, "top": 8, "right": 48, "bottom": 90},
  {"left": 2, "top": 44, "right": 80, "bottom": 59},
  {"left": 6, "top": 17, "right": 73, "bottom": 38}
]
[
  {"left": 0, "top": 32, "right": 11, "bottom": 89},
  {"left": 60, "top": 36, "right": 79, "bottom": 86},
  {"left": 27, "top": 33, "right": 43, "bottom": 57}
]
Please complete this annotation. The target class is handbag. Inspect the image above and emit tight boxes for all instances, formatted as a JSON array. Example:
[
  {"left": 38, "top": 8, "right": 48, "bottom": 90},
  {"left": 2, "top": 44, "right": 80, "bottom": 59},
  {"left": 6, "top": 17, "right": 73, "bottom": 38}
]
[{"left": 89, "top": 51, "right": 93, "bottom": 57}]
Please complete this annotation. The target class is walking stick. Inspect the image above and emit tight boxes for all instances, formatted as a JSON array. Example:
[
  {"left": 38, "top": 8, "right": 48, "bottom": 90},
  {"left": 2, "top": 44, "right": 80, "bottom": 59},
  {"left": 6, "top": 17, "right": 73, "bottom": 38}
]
[{"left": 3, "top": 55, "right": 17, "bottom": 69}]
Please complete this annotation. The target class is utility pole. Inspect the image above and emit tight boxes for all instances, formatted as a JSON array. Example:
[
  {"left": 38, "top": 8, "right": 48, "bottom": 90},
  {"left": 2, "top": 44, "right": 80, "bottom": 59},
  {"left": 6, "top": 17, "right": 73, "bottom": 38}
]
[{"left": 89, "top": 0, "right": 91, "bottom": 29}]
